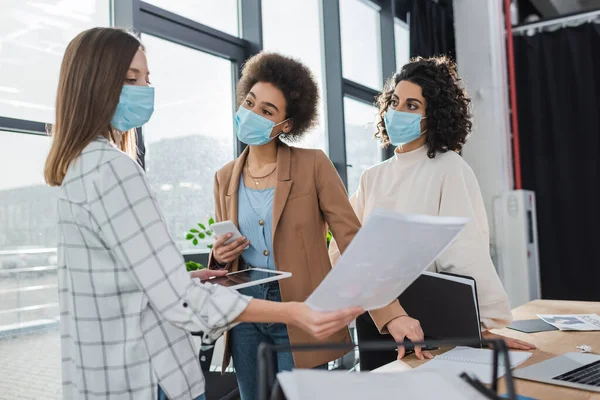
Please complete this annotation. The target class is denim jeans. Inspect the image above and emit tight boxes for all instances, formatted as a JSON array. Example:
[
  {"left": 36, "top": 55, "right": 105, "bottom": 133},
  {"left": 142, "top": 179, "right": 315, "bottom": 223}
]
[
  {"left": 230, "top": 282, "right": 327, "bottom": 400},
  {"left": 157, "top": 386, "right": 205, "bottom": 400}
]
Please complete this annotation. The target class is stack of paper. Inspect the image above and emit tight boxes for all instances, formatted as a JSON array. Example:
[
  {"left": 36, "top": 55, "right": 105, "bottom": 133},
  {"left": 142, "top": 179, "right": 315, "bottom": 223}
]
[
  {"left": 417, "top": 347, "right": 533, "bottom": 384},
  {"left": 277, "top": 369, "right": 488, "bottom": 400}
]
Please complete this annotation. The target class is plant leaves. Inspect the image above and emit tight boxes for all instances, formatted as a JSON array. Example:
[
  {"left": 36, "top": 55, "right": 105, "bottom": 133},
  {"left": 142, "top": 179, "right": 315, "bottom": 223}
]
[
  {"left": 190, "top": 229, "right": 200, "bottom": 233},
  {"left": 192, "top": 238, "right": 198, "bottom": 246},
  {"left": 198, "top": 223, "right": 206, "bottom": 230},
  {"left": 206, "top": 231, "right": 212, "bottom": 236},
  {"left": 208, "top": 217, "right": 215, "bottom": 225},
  {"left": 185, "top": 261, "right": 198, "bottom": 271},
  {"left": 207, "top": 244, "right": 213, "bottom": 249},
  {"left": 199, "top": 233, "right": 206, "bottom": 239},
  {"left": 186, "top": 233, "right": 194, "bottom": 240}
]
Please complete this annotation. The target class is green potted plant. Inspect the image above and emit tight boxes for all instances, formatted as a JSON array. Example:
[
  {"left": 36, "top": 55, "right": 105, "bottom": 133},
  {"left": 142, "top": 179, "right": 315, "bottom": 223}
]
[{"left": 184, "top": 217, "right": 215, "bottom": 271}]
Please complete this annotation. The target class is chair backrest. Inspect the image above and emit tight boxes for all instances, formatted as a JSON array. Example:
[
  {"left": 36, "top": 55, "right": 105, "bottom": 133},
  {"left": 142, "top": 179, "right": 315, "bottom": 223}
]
[{"left": 355, "top": 312, "right": 397, "bottom": 371}]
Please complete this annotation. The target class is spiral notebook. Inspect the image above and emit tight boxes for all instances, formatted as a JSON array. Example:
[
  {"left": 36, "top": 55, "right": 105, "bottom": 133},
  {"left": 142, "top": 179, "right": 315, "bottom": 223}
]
[{"left": 417, "top": 347, "right": 532, "bottom": 384}]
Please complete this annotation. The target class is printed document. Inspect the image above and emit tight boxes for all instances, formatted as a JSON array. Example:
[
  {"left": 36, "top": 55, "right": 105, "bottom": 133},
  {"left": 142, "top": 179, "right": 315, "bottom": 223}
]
[
  {"left": 306, "top": 210, "right": 467, "bottom": 311},
  {"left": 537, "top": 314, "right": 600, "bottom": 331}
]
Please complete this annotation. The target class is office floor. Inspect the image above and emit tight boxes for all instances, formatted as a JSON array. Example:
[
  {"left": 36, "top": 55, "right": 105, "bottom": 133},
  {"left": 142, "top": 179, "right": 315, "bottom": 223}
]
[{"left": 0, "top": 329, "right": 61, "bottom": 399}]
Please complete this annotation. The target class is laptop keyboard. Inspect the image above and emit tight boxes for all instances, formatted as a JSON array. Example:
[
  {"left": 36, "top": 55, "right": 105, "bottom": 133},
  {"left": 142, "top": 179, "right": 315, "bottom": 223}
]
[{"left": 554, "top": 360, "right": 600, "bottom": 387}]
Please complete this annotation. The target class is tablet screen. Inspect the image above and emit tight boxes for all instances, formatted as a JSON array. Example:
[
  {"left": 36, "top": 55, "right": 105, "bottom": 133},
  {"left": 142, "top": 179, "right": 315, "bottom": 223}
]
[{"left": 201, "top": 269, "right": 283, "bottom": 288}]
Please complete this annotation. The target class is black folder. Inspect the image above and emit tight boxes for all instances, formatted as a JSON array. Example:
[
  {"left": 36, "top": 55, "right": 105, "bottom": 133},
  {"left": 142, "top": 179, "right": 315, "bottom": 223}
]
[
  {"left": 398, "top": 271, "right": 482, "bottom": 342},
  {"left": 356, "top": 271, "right": 482, "bottom": 370}
]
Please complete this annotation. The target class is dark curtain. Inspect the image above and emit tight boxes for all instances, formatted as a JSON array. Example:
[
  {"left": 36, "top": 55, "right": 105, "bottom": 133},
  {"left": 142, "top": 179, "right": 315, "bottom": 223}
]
[
  {"left": 514, "top": 23, "right": 600, "bottom": 301},
  {"left": 408, "top": 0, "right": 455, "bottom": 59}
]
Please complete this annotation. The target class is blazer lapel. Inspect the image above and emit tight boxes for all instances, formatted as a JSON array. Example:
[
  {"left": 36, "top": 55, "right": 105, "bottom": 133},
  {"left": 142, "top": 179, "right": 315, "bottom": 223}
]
[
  {"left": 225, "top": 147, "right": 248, "bottom": 228},
  {"left": 272, "top": 143, "right": 292, "bottom": 242}
]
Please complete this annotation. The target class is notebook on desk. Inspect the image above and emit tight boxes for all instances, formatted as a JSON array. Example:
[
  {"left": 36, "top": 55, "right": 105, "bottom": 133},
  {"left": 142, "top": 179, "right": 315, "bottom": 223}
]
[{"left": 417, "top": 347, "right": 533, "bottom": 384}]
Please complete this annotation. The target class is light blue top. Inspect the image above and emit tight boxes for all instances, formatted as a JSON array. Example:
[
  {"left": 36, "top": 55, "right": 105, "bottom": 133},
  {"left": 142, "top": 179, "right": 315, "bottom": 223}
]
[{"left": 238, "top": 176, "right": 275, "bottom": 270}]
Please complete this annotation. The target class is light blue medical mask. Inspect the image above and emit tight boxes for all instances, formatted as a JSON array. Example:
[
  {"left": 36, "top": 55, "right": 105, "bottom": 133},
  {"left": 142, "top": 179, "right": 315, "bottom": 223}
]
[
  {"left": 235, "top": 106, "right": 289, "bottom": 146},
  {"left": 111, "top": 85, "right": 155, "bottom": 132},
  {"left": 383, "top": 108, "right": 426, "bottom": 146}
]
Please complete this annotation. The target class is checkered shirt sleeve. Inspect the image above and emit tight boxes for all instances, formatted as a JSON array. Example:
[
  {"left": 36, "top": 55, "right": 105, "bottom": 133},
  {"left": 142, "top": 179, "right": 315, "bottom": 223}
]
[{"left": 89, "top": 154, "right": 250, "bottom": 340}]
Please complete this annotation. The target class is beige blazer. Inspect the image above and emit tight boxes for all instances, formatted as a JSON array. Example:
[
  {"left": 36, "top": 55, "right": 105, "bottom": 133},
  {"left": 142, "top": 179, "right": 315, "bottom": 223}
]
[{"left": 209, "top": 142, "right": 402, "bottom": 369}]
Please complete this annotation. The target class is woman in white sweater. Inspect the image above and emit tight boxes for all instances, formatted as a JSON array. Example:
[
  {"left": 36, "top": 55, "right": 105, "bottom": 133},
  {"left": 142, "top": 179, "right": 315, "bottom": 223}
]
[{"left": 330, "top": 56, "right": 535, "bottom": 355}]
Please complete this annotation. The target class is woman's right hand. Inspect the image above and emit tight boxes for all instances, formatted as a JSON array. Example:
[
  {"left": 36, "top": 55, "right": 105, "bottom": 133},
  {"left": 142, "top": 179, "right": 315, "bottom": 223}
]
[
  {"left": 212, "top": 233, "right": 250, "bottom": 265},
  {"left": 289, "top": 303, "right": 364, "bottom": 340},
  {"left": 386, "top": 315, "right": 433, "bottom": 360}
]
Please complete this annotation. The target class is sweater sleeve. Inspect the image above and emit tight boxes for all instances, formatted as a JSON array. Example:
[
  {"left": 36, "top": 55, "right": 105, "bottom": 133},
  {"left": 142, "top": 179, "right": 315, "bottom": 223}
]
[
  {"left": 328, "top": 170, "right": 366, "bottom": 266},
  {"left": 328, "top": 169, "right": 407, "bottom": 333},
  {"left": 436, "top": 162, "right": 513, "bottom": 329}
]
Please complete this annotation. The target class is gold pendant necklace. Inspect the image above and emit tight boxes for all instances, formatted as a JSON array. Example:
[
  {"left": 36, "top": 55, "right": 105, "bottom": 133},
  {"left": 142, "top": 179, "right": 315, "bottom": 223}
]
[{"left": 245, "top": 160, "right": 277, "bottom": 188}]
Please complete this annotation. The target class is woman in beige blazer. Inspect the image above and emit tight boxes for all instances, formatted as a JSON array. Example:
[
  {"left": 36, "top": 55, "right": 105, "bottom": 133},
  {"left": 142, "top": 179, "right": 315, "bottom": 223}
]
[{"left": 208, "top": 52, "right": 401, "bottom": 400}]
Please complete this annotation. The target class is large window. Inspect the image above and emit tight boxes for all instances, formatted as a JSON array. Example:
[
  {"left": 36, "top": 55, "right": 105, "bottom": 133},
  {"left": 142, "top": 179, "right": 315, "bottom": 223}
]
[
  {"left": 344, "top": 98, "right": 381, "bottom": 196},
  {"left": 0, "top": 0, "right": 410, "bottom": 394},
  {"left": 340, "top": 0, "right": 383, "bottom": 90},
  {"left": 142, "top": 35, "right": 235, "bottom": 252},
  {"left": 0, "top": 131, "right": 61, "bottom": 398},
  {"left": 144, "top": 0, "right": 239, "bottom": 37},
  {"left": 0, "top": 0, "right": 110, "bottom": 123},
  {"left": 395, "top": 18, "right": 410, "bottom": 70},
  {"left": 262, "top": 0, "right": 327, "bottom": 152}
]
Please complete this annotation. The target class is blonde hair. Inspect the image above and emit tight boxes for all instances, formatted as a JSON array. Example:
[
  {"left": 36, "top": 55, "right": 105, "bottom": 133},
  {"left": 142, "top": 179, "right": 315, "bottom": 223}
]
[{"left": 45, "top": 28, "right": 142, "bottom": 186}]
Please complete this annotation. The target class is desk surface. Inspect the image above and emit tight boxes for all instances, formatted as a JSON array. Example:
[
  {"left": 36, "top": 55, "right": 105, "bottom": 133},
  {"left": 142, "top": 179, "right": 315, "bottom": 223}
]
[{"left": 400, "top": 300, "right": 600, "bottom": 400}]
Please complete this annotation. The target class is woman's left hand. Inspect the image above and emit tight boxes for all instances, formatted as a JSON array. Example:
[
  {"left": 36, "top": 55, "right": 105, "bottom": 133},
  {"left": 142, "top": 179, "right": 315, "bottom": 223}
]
[
  {"left": 482, "top": 330, "right": 537, "bottom": 350},
  {"left": 189, "top": 269, "right": 228, "bottom": 281}
]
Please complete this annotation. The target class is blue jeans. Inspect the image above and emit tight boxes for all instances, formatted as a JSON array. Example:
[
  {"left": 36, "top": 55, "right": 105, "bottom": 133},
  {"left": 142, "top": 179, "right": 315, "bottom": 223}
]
[
  {"left": 157, "top": 386, "right": 205, "bottom": 400},
  {"left": 230, "top": 282, "right": 327, "bottom": 400}
]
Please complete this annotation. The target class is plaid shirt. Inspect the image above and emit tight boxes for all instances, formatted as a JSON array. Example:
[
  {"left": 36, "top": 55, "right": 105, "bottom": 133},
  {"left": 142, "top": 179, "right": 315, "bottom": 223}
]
[{"left": 57, "top": 137, "right": 250, "bottom": 399}]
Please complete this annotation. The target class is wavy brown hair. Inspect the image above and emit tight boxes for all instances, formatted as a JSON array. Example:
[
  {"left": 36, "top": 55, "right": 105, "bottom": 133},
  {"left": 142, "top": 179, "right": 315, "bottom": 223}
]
[
  {"left": 375, "top": 56, "right": 472, "bottom": 158},
  {"left": 45, "top": 28, "right": 141, "bottom": 186},
  {"left": 237, "top": 52, "right": 319, "bottom": 142}
]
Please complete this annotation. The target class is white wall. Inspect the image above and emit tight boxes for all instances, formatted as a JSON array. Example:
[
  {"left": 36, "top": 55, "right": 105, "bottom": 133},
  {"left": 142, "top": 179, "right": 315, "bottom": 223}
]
[{"left": 453, "top": 0, "right": 514, "bottom": 239}]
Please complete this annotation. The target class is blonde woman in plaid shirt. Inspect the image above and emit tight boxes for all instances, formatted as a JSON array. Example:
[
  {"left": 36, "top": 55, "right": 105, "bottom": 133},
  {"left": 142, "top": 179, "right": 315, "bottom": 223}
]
[{"left": 44, "top": 27, "right": 362, "bottom": 400}]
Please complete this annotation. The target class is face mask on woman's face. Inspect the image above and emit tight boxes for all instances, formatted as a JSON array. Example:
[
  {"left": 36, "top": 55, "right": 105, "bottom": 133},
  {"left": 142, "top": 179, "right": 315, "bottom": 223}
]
[
  {"left": 235, "top": 106, "right": 288, "bottom": 146},
  {"left": 383, "top": 108, "right": 426, "bottom": 146},
  {"left": 111, "top": 85, "right": 155, "bottom": 132}
]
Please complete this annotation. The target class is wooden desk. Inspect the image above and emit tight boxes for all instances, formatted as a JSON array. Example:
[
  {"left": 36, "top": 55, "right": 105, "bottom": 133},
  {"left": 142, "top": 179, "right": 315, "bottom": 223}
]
[{"left": 402, "top": 300, "right": 600, "bottom": 399}]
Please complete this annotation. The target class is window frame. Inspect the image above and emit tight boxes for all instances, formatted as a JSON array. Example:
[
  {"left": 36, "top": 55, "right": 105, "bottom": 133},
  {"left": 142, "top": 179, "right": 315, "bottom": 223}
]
[{"left": 0, "top": 0, "right": 406, "bottom": 261}]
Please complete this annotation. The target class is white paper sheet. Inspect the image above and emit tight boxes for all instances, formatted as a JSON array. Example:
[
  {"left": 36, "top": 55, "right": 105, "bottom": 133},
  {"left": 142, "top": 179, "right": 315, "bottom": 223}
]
[
  {"left": 277, "top": 369, "right": 487, "bottom": 400},
  {"left": 417, "top": 347, "right": 532, "bottom": 385},
  {"left": 537, "top": 314, "right": 600, "bottom": 331},
  {"left": 371, "top": 360, "right": 412, "bottom": 373},
  {"left": 306, "top": 210, "right": 467, "bottom": 311}
]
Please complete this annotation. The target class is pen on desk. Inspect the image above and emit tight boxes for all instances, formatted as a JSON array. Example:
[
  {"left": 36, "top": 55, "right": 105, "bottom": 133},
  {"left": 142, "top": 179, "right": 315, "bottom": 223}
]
[{"left": 395, "top": 345, "right": 439, "bottom": 352}]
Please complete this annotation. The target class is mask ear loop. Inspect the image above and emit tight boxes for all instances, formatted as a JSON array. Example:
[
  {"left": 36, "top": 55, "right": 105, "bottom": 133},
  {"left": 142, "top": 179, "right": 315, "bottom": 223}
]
[{"left": 271, "top": 118, "right": 291, "bottom": 140}]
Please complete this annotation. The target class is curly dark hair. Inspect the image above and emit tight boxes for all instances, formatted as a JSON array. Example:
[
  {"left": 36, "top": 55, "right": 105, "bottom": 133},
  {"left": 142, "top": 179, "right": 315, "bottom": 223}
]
[
  {"left": 375, "top": 56, "right": 472, "bottom": 158},
  {"left": 237, "top": 52, "right": 319, "bottom": 142}
]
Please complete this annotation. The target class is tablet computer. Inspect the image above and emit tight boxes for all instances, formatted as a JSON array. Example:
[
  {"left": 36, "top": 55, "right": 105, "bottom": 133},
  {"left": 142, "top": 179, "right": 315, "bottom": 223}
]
[{"left": 201, "top": 267, "right": 291, "bottom": 290}]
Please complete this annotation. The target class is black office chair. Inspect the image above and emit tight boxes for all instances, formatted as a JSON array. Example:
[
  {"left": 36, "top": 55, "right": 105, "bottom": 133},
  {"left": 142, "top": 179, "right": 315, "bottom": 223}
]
[
  {"left": 192, "top": 332, "right": 240, "bottom": 400},
  {"left": 355, "top": 312, "right": 398, "bottom": 371}
]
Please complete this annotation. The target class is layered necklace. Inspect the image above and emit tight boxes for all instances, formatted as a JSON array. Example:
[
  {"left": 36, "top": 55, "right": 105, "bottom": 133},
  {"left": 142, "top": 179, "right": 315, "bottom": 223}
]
[{"left": 245, "top": 159, "right": 277, "bottom": 190}]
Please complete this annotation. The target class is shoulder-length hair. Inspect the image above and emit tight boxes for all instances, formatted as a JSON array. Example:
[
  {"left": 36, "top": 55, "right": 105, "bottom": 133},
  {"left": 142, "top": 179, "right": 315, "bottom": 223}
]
[{"left": 45, "top": 27, "right": 142, "bottom": 186}]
